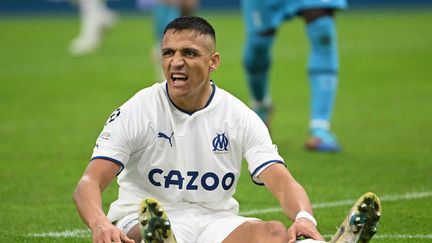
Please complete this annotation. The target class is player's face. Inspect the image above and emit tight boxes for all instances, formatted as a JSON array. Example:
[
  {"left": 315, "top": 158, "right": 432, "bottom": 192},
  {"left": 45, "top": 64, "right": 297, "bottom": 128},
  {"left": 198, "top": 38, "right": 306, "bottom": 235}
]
[{"left": 161, "top": 29, "right": 220, "bottom": 112}]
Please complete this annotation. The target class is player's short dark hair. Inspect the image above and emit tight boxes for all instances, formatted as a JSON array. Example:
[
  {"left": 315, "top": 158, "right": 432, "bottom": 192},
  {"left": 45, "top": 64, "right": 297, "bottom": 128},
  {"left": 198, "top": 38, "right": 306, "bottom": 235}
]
[{"left": 164, "top": 16, "right": 216, "bottom": 45}]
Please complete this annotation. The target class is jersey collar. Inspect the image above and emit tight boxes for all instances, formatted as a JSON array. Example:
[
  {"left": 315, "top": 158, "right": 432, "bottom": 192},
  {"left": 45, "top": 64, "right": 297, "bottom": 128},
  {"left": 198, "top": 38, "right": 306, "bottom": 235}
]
[{"left": 165, "top": 81, "right": 216, "bottom": 116}]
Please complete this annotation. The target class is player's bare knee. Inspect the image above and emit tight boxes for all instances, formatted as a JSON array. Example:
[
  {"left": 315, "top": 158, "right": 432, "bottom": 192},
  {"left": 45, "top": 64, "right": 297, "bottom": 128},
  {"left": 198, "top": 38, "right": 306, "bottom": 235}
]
[{"left": 263, "top": 221, "right": 289, "bottom": 241}]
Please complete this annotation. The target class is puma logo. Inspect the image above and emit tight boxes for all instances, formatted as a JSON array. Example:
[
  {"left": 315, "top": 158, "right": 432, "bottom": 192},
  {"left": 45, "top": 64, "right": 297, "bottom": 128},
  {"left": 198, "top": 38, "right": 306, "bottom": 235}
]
[{"left": 158, "top": 132, "right": 174, "bottom": 147}]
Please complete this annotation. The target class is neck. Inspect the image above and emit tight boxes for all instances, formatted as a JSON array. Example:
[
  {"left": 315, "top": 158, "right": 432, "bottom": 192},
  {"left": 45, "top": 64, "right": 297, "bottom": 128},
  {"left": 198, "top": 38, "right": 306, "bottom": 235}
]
[{"left": 167, "top": 81, "right": 214, "bottom": 114}]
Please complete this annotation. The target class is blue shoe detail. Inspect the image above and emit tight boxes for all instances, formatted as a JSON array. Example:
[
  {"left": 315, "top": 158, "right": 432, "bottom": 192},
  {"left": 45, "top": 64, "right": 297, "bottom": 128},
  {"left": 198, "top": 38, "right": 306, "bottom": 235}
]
[{"left": 305, "top": 128, "right": 341, "bottom": 152}]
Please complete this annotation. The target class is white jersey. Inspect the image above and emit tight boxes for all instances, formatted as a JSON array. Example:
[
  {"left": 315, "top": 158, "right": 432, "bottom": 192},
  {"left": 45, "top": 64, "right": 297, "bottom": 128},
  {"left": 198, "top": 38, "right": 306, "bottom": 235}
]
[{"left": 91, "top": 81, "right": 284, "bottom": 222}]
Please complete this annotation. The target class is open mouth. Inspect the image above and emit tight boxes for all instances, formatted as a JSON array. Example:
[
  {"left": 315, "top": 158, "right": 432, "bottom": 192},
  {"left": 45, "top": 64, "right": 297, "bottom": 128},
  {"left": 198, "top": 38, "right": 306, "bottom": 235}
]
[{"left": 171, "top": 73, "right": 188, "bottom": 82}]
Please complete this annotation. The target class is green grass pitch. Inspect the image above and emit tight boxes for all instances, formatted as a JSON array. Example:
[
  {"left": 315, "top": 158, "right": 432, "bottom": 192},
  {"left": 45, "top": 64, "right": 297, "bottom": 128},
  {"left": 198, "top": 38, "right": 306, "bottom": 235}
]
[{"left": 0, "top": 8, "right": 431, "bottom": 242}]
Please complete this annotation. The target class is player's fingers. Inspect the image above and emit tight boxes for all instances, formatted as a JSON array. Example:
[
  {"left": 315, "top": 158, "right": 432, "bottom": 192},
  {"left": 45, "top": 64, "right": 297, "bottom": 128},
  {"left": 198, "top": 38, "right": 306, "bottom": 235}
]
[
  {"left": 302, "top": 223, "right": 324, "bottom": 241},
  {"left": 308, "top": 229, "right": 325, "bottom": 241},
  {"left": 120, "top": 232, "right": 135, "bottom": 243},
  {"left": 294, "top": 219, "right": 325, "bottom": 241},
  {"left": 287, "top": 225, "right": 297, "bottom": 243},
  {"left": 111, "top": 233, "right": 122, "bottom": 243}
]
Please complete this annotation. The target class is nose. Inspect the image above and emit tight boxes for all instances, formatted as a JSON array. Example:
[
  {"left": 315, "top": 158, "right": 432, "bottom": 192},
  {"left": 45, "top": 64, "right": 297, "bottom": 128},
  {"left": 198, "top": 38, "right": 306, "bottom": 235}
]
[{"left": 170, "top": 51, "right": 184, "bottom": 68}]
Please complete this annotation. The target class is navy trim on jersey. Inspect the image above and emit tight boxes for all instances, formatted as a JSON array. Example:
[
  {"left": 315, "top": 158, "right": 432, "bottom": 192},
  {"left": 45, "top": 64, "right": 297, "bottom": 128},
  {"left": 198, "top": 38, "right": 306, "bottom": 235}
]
[
  {"left": 250, "top": 160, "right": 285, "bottom": 186},
  {"left": 91, "top": 156, "right": 125, "bottom": 176},
  {"left": 165, "top": 81, "right": 216, "bottom": 115},
  {"left": 204, "top": 81, "right": 216, "bottom": 107}
]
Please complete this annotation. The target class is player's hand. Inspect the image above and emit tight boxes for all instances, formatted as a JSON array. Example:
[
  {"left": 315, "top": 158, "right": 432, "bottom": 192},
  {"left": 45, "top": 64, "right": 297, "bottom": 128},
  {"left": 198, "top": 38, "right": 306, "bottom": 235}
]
[
  {"left": 287, "top": 218, "right": 325, "bottom": 243},
  {"left": 91, "top": 221, "right": 135, "bottom": 243}
]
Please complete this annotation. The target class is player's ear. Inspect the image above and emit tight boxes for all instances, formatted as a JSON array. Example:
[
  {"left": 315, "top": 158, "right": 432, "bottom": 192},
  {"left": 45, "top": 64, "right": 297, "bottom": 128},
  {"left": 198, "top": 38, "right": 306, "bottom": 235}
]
[{"left": 209, "top": 52, "right": 220, "bottom": 72}]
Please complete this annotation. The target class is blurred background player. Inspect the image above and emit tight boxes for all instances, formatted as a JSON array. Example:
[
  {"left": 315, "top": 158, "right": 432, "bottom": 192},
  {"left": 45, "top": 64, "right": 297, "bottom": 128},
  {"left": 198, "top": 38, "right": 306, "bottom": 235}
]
[
  {"left": 69, "top": 0, "right": 199, "bottom": 82},
  {"left": 240, "top": 0, "right": 347, "bottom": 152},
  {"left": 69, "top": 0, "right": 118, "bottom": 56}
]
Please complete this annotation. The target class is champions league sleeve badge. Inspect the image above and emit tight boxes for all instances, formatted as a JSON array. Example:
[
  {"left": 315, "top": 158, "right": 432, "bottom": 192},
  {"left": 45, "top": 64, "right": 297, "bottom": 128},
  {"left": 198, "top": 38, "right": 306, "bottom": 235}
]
[{"left": 105, "top": 108, "right": 121, "bottom": 125}]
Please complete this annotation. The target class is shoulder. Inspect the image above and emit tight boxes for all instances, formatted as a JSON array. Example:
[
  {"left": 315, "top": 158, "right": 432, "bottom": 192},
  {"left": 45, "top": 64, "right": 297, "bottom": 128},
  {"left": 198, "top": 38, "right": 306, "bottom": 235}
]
[
  {"left": 131, "top": 82, "right": 165, "bottom": 102},
  {"left": 121, "top": 82, "right": 166, "bottom": 111},
  {"left": 105, "top": 82, "right": 166, "bottom": 128},
  {"left": 215, "top": 87, "right": 250, "bottom": 111},
  {"left": 212, "top": 86, "right": 267, "bottom": 134},
  {"left": 215, "top": 87, "right": 258, "bottom": 120}
]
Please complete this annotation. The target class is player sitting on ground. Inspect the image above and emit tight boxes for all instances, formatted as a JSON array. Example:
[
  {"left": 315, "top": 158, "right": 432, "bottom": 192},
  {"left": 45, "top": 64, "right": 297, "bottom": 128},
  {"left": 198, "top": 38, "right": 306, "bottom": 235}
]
[{"left": 72, "top": 16, "right": 379, "bottom": 243}]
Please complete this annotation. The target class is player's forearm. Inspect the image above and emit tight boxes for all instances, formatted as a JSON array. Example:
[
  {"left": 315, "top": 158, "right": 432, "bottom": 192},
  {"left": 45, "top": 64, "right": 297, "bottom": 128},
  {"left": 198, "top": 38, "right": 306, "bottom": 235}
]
[
  {"left": 73, "top": 177, "right": 111, "bottom": 230},
  {"left": 259, "top": 164, "right": 314, "bottom": 221},
  {"left": 278, "top": 180, "right": 314, "bottom": 221}
]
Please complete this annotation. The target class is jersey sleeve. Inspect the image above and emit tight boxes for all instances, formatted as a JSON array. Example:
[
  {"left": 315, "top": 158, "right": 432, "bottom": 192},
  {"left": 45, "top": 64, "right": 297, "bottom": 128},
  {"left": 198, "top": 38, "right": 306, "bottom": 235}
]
[
  {"left": 243, "top": 110, "right": 284, "bottom": 185},
  {"left": 90, "top": 94, "right": 144, "bottom": 174}
]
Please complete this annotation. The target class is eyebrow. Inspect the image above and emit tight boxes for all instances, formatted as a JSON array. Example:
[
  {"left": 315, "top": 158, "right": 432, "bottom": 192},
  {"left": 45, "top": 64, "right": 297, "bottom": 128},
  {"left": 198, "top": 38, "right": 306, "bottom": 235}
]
[
  {"left": 182, "top": 47, "right": 200, "bottom": 54},
  {"left": 162, "top": 47, "right": 202, "bottom": 55}
]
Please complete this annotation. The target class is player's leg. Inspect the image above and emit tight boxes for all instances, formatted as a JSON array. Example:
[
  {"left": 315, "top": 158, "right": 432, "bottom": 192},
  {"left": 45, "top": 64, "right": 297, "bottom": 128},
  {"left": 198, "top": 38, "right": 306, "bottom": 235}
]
[
  {"left": 69, "top": 0, "right": 117, "bottom": 56},
  {"left": 179, "top": 0, "right": 198, "bottom": 16},
  {"left": 154, "top": 0, "right": 181, "bottom": 42},
  {"left": 223, "top": 220, "right": 289, "bottom": 243},
  {"left": 195, "top": 207, "right": 290, "bottom": 243},
  {"left": 329, "top": 192, "right": 381, "bottom": 243},
  {"left": 301, "top": 7, "right": 343, "bottom": 152},
  {"left": 114, "top": 213, "right": 141, "bottom": 242},
  {"left": 240, "top": 0, "right": 283, "bottom": 126},
  {"left": 243, "top": 29, "right": 276, "bottom": 125}
]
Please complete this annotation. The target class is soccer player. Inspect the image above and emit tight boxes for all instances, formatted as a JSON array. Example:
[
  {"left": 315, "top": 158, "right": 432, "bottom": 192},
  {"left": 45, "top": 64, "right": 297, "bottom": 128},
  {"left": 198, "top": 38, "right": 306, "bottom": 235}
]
[
  {"left": 69, "top": 0, "right": 198, "bottom": 57},
  {"left": 240, "top": 0, "right": 347, "bottom": 152},
  {"left": 69, "top": 0, "right": 118, "bottom": 56},
  {"left": 73, "top": 16, "right": 380, "bottom": 243}
]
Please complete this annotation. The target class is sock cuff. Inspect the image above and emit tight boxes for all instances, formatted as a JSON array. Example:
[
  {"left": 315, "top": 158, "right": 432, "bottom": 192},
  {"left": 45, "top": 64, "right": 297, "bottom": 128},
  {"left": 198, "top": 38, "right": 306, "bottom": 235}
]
[{"left": 310, "top": 119, "right": 330, "bottom": 130}]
